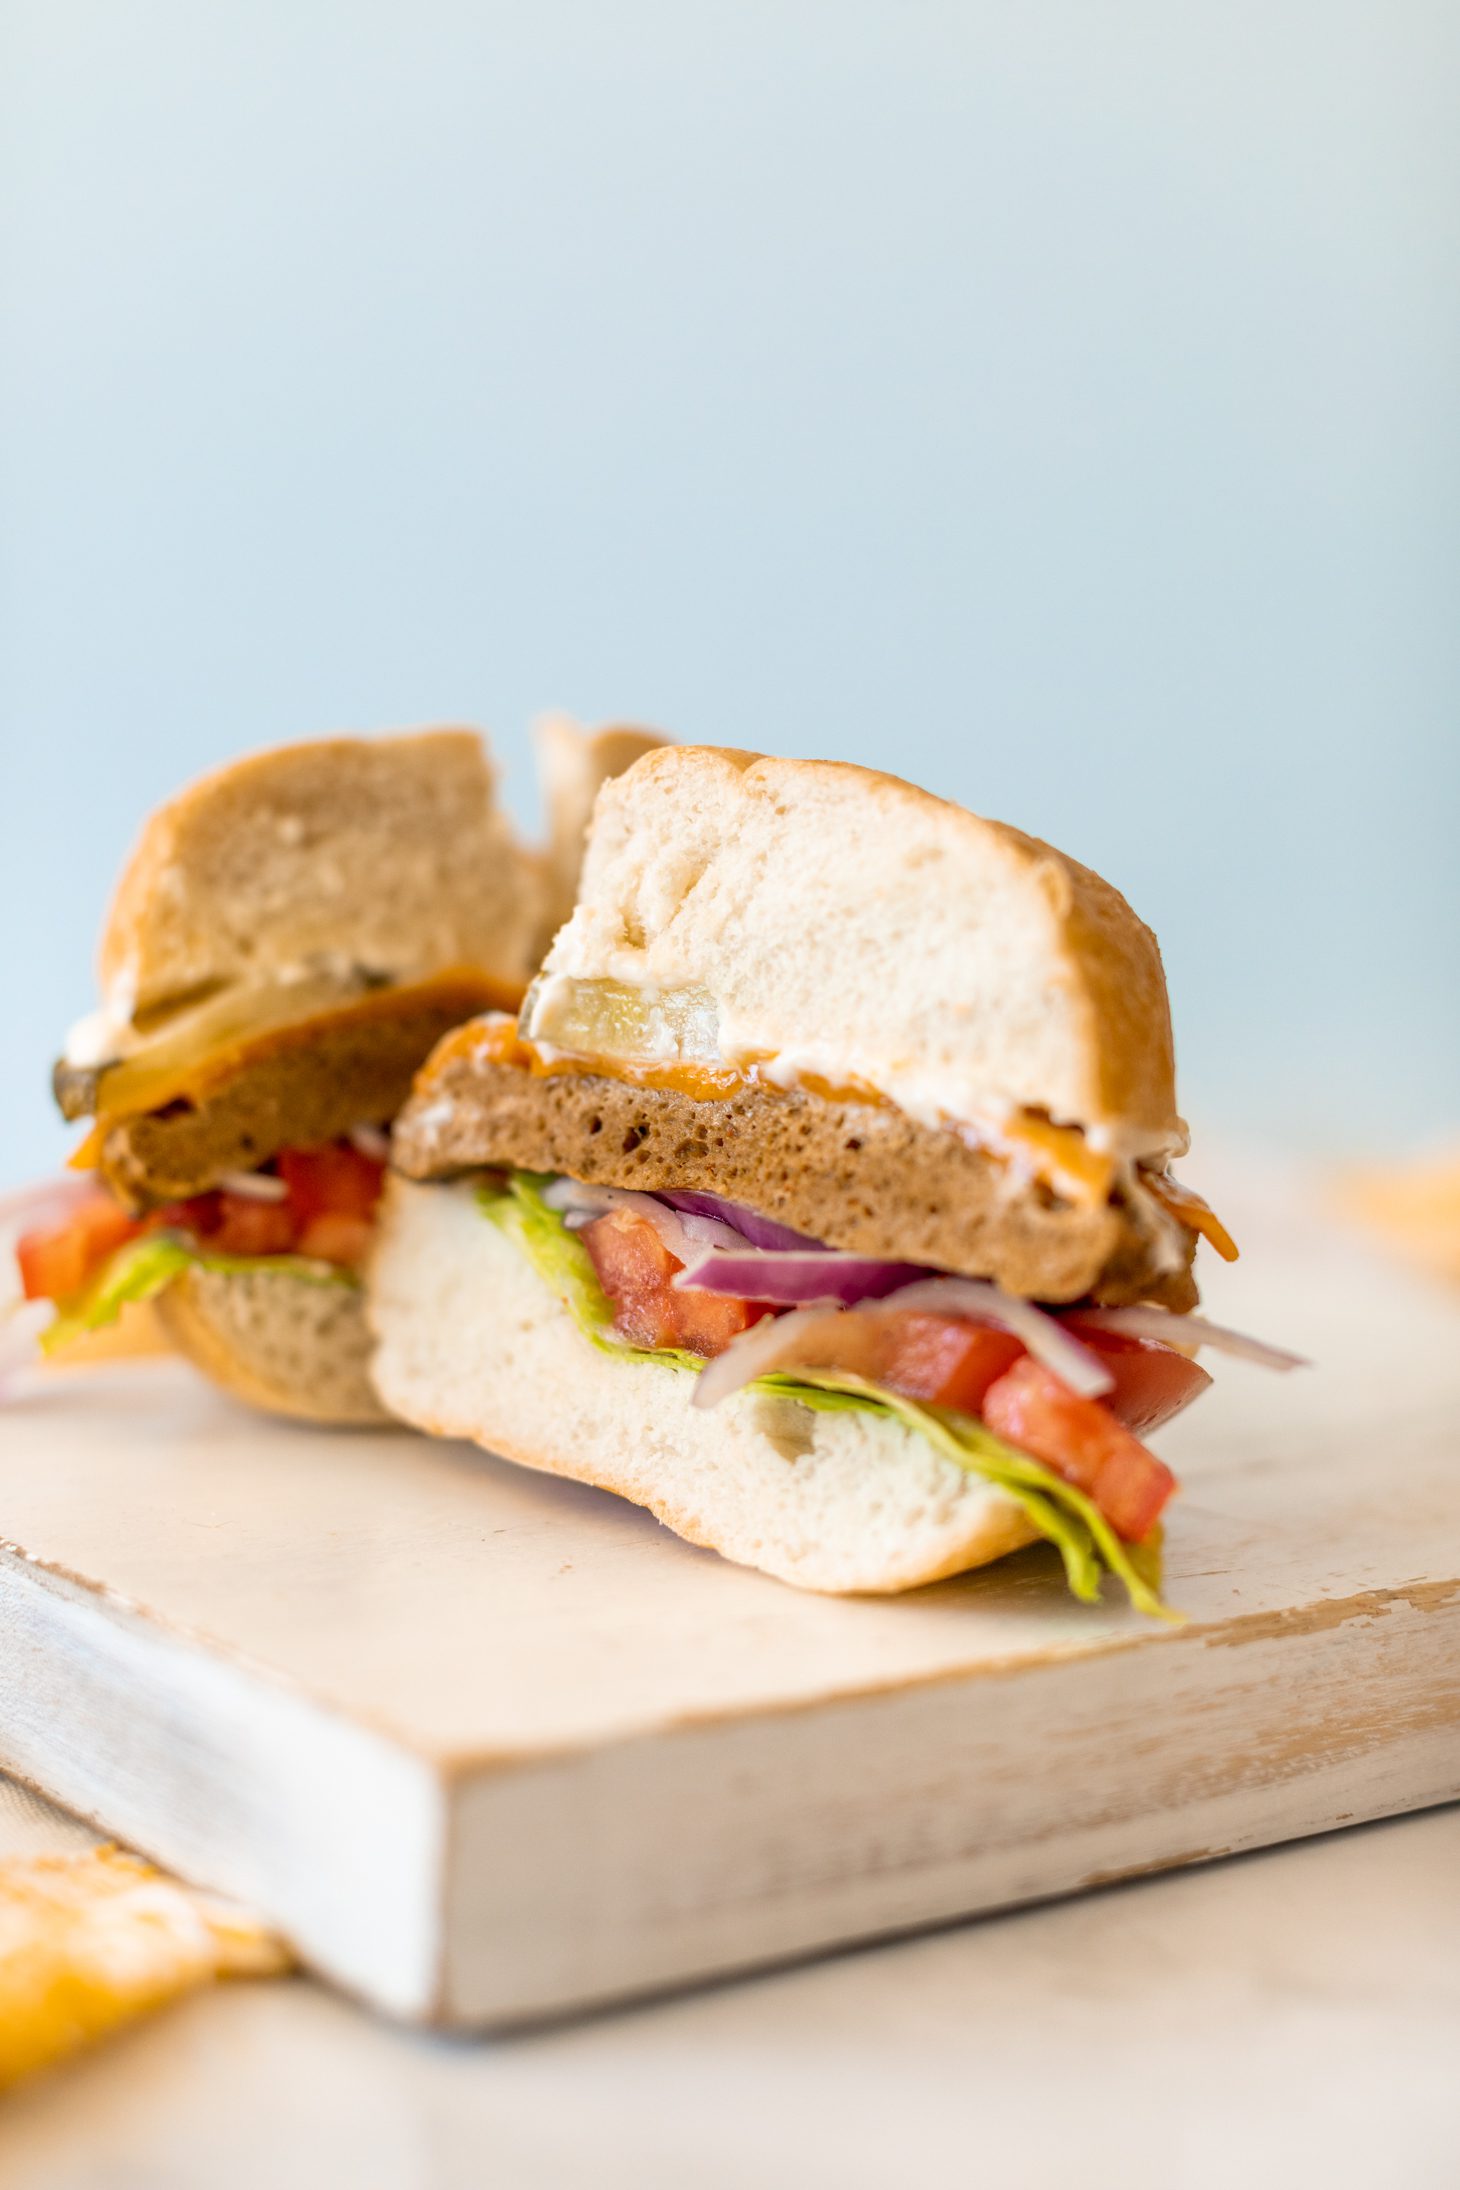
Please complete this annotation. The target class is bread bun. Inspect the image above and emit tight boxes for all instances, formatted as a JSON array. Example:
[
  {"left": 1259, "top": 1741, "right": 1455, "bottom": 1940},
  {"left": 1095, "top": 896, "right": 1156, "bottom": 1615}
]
[
  {"left": 99, "top": 729, "right": 540, "bottom": 1019},
  {"left": 155, "top": 1266, "right": 389, "bottom": 1426},
  {"left": 367, "top": 1178, "right": 1041, "bottom": 1594},
  {"left": 532, "top": 714, "right": 668, "bottom": 952},
  {"left": 543, "top": 746, "right": 1184, "bottom": 1160}
]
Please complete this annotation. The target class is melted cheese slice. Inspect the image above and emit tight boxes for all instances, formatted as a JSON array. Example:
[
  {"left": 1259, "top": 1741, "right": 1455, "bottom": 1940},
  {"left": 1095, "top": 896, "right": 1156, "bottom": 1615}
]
[
  {"left": 68, "top": 967, "right": 521, "bottom": 1139},
  {"left": 465, "top": 1014, "right": 1122, "bottom": 1211},
  {"left": 1143, "top": 1170, "right": 1240, "bottom": 1262}
]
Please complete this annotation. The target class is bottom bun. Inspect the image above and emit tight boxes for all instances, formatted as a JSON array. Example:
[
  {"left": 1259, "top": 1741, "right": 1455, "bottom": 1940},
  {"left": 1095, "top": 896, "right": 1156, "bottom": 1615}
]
[
  {"left": 155, "top": 1266, "right": 389, "bottom": 1426},
  {"left": 367, "top": 1178, "right": 1040, "bottom": 1594}
]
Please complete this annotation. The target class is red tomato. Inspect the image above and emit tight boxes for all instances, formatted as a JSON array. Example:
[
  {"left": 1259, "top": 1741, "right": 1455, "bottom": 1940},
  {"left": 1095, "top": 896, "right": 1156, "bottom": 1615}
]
[
  {"left": 277, "top": 1143, "right": 385, "bottom": 1226},
  {"left": 746, "top": 1305, "right": 1022, "bottom": 1410},
  {"left": 16, "top": 1192, "right": 140, "bottom": 1305},
  {"left": 583, "top": 1209, "right": 684, "bottom": 1349},
  {"left": 200, "top": 1193, "right": 299, "bottom": 1258},
  {"left": 145, "top": 1200, "right": 200, "bottom": 1235},
  {"left": 1064, "top": 1316, "right": 1212, "bottom": 1436},
  {"left": 582, "top": 1208, "right": 769, "bottom": 1355},
  {"left": 295, "top": 1211, "right": 375, "bottom": 1269},
  {"left": 867, "top": 1312, "right": 1024, "bottom": 1412},
  {"left": 672, "top": 1285, "right": 769, "bottom": 1356},
  {"left": 981, "top": 1356, "right": 1176, "bottom": 1542}
]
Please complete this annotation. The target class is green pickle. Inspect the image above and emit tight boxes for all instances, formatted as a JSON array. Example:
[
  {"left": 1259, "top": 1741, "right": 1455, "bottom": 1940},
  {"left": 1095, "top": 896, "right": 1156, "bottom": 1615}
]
[{"left": 521, "top": 978, "right": 721, "bottom": 1064}]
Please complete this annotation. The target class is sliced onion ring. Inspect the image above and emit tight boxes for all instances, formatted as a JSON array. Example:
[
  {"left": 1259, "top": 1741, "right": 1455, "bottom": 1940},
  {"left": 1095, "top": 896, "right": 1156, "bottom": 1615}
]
[
  {"left": 673, "top": 1246, "right": 926, "bottom": 1306},
  {"left": 349, "top": 1124, "right": 392, "bottom": 1161},
  {"left": 873, "top": 1277, "right": 1115, "bottom": 1398},
  {"left": 216, "top": 1169, "right": 288, "bottom": 1203},
  {"left": 691, "top": 1308, "right": 843, "bottom": 1410},
  {"left": 1071, "top": 1305, "right": 1308, "bottom": 1372},
  {"left": 658, "top": 1191, "right": 822, "bottom": 1252},
  {"left": 541, "top": 1177, "right": 743, "bottom": 1263}
]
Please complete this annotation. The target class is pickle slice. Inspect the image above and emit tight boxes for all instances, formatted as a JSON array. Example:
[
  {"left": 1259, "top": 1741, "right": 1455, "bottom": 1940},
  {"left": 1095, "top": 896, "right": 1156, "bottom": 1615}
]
[
  {"left": 521, "top": 977, "right": 721, "bottom": 1065},
  {"left": 56, "top": 964, "right": 389, "bottom": 1122}
]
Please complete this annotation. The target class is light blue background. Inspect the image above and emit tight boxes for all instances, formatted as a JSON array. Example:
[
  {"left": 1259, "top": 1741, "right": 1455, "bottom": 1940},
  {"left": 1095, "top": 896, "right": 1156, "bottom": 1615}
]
[{"left": 3, "top": 2, "right": 1457, "bottom": 1187}]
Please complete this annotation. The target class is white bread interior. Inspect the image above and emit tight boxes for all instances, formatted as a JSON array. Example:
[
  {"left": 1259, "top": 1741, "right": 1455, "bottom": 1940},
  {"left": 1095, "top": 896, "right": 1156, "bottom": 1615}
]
[
  {"left": 100, "top": 730, "right": 541, "bottom": 1018},
  {"left": 532, "top": 714, "right": 669, "bottom": 952},
  {"left": 366, "top": 1178, "right": 1041, "bottom": 1594},
  {"left": 155, "top": 1266, "right": 389, "bottom": 1426},
  {"left": 541, "top": 747, "right": 1184, "bottom": 1160}
]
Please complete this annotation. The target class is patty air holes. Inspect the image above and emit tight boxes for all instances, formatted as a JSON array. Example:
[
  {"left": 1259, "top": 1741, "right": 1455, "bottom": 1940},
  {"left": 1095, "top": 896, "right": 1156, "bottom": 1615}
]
[
  {"left": 587, "top": 1115, "right": 603, "bottom": 1136},
  {"left": 621, "top": 1125, "right": 648, "bottom": 1153}
]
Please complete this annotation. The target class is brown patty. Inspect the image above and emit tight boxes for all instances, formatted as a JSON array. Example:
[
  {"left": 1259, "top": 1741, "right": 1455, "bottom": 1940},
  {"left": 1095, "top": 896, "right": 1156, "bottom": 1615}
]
[
  {"left": 392, "top": 1056, "right": 1198, "bottom": 1309},
  {"left": 90, "top": 989, "right": 495, "bottom": 1209}
]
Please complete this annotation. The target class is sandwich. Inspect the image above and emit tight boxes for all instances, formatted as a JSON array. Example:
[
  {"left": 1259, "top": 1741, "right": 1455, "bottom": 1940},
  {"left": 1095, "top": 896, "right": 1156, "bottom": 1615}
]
[
  {"left": 370, "top": 746, "right": 1300, "bottom": 1605},
  {"left": 10, "top": 722, "right": 661, "bottom": 1421}
]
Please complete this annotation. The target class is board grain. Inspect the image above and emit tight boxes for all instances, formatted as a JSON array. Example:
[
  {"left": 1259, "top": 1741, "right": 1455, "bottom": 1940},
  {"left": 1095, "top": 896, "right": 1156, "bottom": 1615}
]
[{"left": 0, "top": 1166, "right": 1457, "bottom": 2024}]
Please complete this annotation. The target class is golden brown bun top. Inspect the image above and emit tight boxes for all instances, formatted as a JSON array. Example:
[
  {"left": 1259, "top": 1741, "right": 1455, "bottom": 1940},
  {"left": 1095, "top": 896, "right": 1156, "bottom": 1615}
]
[
  {"left": 100, "top": 728, "right": 540, "bottom": 1016},
  {"left": 542, "top": 745, "right": 1185, "bottom": 1157}
]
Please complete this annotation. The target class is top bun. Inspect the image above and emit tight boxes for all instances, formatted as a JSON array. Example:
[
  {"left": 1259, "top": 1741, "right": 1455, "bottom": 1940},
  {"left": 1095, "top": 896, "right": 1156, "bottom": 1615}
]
[
  {"left": 100, "top": 730, "right": 541, "bottom": 1017},
  {"left": 532, "top": 714, "right": 669, "bottom": 954},
  {"left": 542, "top": 747, "right": 1185, "bottom": 1158}
]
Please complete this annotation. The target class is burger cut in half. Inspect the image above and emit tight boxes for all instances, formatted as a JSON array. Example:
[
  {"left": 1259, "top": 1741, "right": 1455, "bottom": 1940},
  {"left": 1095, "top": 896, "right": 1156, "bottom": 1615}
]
[
  {"left": 370, "top": 746, "right": 1301, "bottom": 1605},
  {"left": 11, "top": 722, "right": 661, "bottom": 1422}
]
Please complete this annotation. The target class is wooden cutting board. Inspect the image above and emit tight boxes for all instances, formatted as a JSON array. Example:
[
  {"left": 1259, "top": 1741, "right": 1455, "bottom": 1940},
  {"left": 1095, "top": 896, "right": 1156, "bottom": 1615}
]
[{"left": 1, "top": 1167, "right": 1457, "bottom": 2027}]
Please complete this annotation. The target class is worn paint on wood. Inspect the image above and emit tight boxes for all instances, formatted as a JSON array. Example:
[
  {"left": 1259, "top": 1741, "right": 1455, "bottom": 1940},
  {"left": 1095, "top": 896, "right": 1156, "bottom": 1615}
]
[{"left": 0, "top": 1169, "right": 1457, "bottom": 2023}]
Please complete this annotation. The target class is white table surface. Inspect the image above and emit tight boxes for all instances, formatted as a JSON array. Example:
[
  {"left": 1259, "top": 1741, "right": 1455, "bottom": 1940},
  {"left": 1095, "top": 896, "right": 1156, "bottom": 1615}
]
[{"left": 2, "top": 1797, "right": 1456, "bottom": 2190}]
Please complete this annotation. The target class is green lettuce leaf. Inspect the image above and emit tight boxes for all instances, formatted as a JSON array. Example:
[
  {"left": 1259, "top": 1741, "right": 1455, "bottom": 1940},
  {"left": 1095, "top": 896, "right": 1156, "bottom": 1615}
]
[
  {"left": 477, "top": 1173, "right": 706, "bottom": 1372},
  {"left": 41, "top": 1232, "right": 356, "bottom": 1356},
  {"left": 479, "top": 1172, "right": 1175, "bottom": 1617}
]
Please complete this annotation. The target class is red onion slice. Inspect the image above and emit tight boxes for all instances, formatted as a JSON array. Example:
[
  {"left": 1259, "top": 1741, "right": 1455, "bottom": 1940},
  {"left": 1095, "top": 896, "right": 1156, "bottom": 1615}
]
[
  {"left": 690, "top": 1307, "right": 844, "bottom": 1409},
  {"left": 674, "top": 1246, "right": 926, "bottom": 1306},
  {"left": 0, "top": 1174, "right": 98, "bottom": 1237},
  {"left": 1072, "top": 1305, "right": 1308, "bottom": 1372},
  {"left": 541, "top": 1177, "right": 743, "bottom": 1262},
  {"left": 875, "top": 1277, "right": 1115, "bottom": 1398},
  {"left": 216, "top": 1170, "right": 289, "bottom": 1203},
  {"left": 658, "top": 1191, "right": 824, "bottom": 1252}
]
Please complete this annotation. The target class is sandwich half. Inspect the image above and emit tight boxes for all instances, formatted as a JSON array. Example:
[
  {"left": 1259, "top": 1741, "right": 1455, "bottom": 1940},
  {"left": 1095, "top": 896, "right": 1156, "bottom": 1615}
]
[
  {"left": 13, "top": 723, "right": 658, "bottom": 1422},
  {"left": 371, "top": 747, "right": 1298, "bottom": 1602}
]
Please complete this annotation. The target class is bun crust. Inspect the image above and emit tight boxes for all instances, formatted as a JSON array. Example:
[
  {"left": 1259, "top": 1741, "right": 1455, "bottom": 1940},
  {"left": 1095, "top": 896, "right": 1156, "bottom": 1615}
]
[
  {"left": 532, "top": 715, "right": 669, "bottom": 953},
  {"left": 546, "top": 747, "right": 1184, "bottom": 1156},
  {"left": 155, "top": 1266, "right": 389, "bottom": 1425},
  {"left": 100, "top": 729, "right": 540, "bottom": 1015},
  {"left": 367, "top": 1178, "right": 1042, "bottom": 1595}
]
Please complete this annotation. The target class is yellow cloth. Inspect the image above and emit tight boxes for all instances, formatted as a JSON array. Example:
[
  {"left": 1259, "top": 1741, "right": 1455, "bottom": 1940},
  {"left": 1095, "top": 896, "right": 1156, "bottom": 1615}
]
[
  {"left": 1338, "top": 1148, "right": 1460, "bottom": 1285},
  {"left": 0, "top": 1843, "right": 288, "bottom": 2092}
]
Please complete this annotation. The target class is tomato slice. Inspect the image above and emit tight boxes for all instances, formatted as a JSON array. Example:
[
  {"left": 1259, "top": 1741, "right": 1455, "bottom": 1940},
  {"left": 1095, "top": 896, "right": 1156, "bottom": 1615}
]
[
  {"left": 582, "top": 1208, "right": 684, "bottom": 1349},
  {"left": 582, "top": 1208, "right": 771, "bottom": 1354},
  {"left": 294, "top": 1211, "right": 376, "bottom": 1270},
  {"left": 863, "top": 1312, "right": 1024, "bottom": 1411},
  {"left": 981, "top": 1356, "right": 1176, "bottom": 1542},
  {"left": 16, "top": 1193, "right": 140, "bottom": 1305},
  {"left": 671, "top": 1284, "right": 768, "bottom": 1356},
  {"left": 765, "top": 1306, "right": 1023, "bottom": 1411},
  {"left": 14, "top": 1138, "right": 387, "bottom": 1306},
  {"left": 182, "top": 1191, "right": 298, "bottom": 1259},
  {"left": 276, "top": 1143, "right": 385, "bottom": 1225},
  {"left": 1064, "top": 1316, "right": 1212, "bottom": 1436}
]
